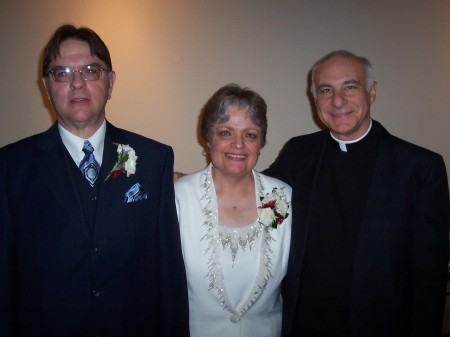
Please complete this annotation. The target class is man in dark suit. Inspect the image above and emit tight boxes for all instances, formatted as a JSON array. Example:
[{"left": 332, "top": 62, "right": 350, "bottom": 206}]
[
  {"left": 265, "top": 50, "right": 450, "bottom": 337},
  {"left": 0, "top": 25, "right": 189, "bottom": 336}
]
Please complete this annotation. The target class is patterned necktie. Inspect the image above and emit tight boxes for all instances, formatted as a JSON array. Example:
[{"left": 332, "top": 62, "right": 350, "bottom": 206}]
[{"left": 79, "top": 140, "right": 100, "bottom": 186}]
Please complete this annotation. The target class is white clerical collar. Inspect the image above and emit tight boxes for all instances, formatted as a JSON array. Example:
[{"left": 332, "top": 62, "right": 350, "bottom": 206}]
[
  {"left": 330, "top": 119, "right": 372, "bottom": 152},
  {"left": 58, "top": 120, "right": 107, "bottom": 166}
]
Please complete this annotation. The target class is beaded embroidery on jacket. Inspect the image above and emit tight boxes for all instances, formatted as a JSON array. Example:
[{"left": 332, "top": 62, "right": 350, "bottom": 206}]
[{"left": 200, "top": 165, "right": 275, "bottom": 322}]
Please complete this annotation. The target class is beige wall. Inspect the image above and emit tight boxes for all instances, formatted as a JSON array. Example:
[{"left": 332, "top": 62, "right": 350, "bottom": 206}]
[
  {"left": 1, "top": 0, "right": 449, "bottom": 180},
  {"left": 1, "top": 0, "right": 450, "bottom": 332}
]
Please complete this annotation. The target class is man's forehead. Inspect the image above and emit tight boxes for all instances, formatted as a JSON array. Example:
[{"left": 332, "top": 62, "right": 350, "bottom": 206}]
[
  {"left": 50, "top": 48, "right": 102, "bottom": 66},
  {"left": 315, "top": 57, "right": 366, "bottom": 82},
  {"left": 317, "top": 79, "right": 361, "bottom": 87},
  {"left": 319, "top": 56, "right": 365, "bottom": 73}
]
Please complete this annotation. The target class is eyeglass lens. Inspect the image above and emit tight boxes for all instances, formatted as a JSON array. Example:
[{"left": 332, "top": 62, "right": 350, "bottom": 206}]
[{"left": 49, "top": 65, "right": 105, "bottom": 82}]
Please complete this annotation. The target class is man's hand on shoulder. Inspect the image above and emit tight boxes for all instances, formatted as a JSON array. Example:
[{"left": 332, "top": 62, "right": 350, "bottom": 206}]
[{"left": 173, "top": 172, "right": 186, "bottom": 183}]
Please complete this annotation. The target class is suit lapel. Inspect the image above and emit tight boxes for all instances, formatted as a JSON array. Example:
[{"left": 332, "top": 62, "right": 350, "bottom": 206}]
[
  {"left": 285, "top": 133, "right": 328, "bottom": 318},
  {"left": 35, "top": 124, "right": 91, "bottom": 239},
  {"left": 290, "top": 136, "right": 328, "bottom": 272},
  {"left": 94, "top": 123, "right": 131, "bottom": 229},
  {"left": 350, "top": 127, "right": 399, "bottom": 294},
  {"left": 100, "top": 128, "right": 122, "bottom": 183}
]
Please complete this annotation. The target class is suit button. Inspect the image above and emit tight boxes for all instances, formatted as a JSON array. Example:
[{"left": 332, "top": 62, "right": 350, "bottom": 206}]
[
  {"left": 92, "top": 290, "right": 101, "bottom": 297},
  {"left": 91, "top": 195, "right": 98, "bottom": 201}
]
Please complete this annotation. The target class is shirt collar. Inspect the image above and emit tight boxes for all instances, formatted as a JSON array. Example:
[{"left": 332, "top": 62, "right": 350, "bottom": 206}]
[
  {"left": 330, "top": 119, "right": 372, "bottom": 152},
  {"left": 58, "top": 120, "right": 107, "bottom": 166}
]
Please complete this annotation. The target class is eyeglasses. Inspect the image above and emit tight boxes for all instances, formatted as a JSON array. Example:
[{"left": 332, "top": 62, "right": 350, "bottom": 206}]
[{"left": 48, "top": 65, "right": 109, "bottom": 82}]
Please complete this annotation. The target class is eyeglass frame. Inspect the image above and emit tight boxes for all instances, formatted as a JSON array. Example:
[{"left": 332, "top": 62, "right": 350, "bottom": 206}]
[{"left": 47, "top": 64, "right": 110, "bottom": 82}]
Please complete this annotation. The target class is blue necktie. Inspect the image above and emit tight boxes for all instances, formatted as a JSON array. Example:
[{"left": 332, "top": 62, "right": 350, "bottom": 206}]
[{"left": 79, "top": 140, "right": 100, "bottom": 186}]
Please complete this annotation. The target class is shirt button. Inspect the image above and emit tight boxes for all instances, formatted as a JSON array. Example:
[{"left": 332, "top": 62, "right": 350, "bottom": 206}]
[
  {"left": 92, "top": 290, "right": 101, "bottom": 297},
  {"left": 91, "top": 247, "right": 99, "bottom": 254}
]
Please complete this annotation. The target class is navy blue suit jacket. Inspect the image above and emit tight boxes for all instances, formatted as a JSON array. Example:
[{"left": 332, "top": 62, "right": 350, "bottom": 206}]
[
  {"left": 266, "top": 121, "right": 449, "bottom": 337},
  {"left": 0, "top": 122, "right": 190, "bottom": 336}
]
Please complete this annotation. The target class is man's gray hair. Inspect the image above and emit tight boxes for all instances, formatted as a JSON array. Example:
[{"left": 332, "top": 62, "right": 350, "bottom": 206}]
[{"left": 310, "top": 50, "right": 375, "bottom": 98}]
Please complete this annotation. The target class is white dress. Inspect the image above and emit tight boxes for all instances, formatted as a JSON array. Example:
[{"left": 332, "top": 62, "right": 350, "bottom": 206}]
[{"left": 175, "top": 164, "right": 292, "bottom": 337}]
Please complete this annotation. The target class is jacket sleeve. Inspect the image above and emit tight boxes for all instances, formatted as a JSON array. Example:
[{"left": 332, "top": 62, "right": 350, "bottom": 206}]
[
  {"left": 263, "top": 138, "right": 294, "bottom": 185},
  {"left": 410, "top": 154, "right": 449, "bottom": 336},
  {"left": 158, "top": 147, "right": 190, "bottom": 337}
]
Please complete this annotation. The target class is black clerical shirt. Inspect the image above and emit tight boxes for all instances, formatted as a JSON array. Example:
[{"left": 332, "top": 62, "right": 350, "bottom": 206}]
[{"left": 292, "top": 125, "right": 381, "bottom": 337}]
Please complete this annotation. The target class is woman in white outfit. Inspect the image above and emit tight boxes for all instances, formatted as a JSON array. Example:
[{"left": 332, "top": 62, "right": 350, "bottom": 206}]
[{"left": 175, "top": 84, "right": 292, "bottom": 337}]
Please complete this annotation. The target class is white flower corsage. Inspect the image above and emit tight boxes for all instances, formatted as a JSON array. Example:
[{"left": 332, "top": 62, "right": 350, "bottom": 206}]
[{"left": 258, "top": 187, "right": 290, "bottom": 229}]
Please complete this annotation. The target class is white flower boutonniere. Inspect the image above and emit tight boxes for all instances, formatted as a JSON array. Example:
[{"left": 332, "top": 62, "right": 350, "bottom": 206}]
[
  {"left": 105, "top": 143, "right": 138, "bottom": 181},
  {"left": 258, "top": 187, "right": 290, "bottom": 229}
]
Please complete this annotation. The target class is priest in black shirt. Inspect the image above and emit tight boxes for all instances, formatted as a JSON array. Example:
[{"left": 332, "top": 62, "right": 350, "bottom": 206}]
[{"left": 266, "top": 50, "right": 450, "bottom": 337}]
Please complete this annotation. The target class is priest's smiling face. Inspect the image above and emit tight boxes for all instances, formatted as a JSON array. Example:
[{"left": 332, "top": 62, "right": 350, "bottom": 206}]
[{"left": 313, "top": 55, "right": 376, "bottom": 141}]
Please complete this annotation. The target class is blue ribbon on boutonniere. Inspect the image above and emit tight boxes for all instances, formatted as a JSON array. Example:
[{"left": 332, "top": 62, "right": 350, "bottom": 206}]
[{"left": 124, "top": 183, "right": 148, "bottom": 204}]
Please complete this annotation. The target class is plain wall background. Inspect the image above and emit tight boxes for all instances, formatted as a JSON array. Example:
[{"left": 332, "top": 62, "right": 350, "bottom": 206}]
[
  {"left": 0, "top": 0, "right": 449, "bottom": 179},
  {"left": 1, "top": 0, "right": 449, "bottom": 332}
]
